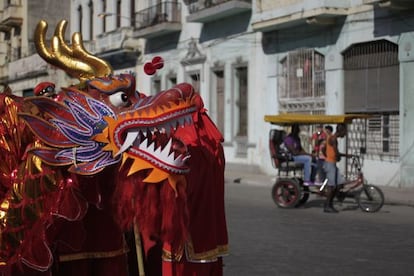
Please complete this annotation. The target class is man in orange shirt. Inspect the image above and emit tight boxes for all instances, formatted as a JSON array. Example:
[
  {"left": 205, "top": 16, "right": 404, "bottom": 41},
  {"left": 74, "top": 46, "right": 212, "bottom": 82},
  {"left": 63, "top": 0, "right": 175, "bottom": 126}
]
[
  {"left": 322, "top": 124, "right": 348, "bottom": 213},
  {"left": 312, "top": 125, "right": 331, "bottom": 183}
]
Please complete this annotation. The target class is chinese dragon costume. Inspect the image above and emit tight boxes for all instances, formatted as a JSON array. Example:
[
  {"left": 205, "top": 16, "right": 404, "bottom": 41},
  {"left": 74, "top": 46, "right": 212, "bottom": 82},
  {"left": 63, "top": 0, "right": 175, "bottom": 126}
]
[{"left": 0, "top": 20, "right": 228, "bottom": 276}]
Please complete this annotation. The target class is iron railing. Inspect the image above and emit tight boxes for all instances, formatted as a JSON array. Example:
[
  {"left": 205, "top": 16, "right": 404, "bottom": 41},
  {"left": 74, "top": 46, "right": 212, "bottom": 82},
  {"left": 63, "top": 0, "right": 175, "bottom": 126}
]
[
  {"left": 135, "top": 1, "right": 181, "bottom": 30},
  {"left": 187, "top": 0, "right": 251, "bottom": 14}
]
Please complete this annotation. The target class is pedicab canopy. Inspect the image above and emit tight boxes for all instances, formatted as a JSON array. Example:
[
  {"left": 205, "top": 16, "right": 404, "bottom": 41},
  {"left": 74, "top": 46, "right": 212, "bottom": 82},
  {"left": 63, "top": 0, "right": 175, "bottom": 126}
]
[{"left": 264, "top": 113, "right": 372, "bottom": 125}]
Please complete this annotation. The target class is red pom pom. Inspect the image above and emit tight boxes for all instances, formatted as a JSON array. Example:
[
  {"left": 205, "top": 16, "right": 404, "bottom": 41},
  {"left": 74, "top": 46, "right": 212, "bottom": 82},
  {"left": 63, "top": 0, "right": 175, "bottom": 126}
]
[
  {"left": 152, "top": 56, "right": 164, "bottom": 70},
  {"left": 144, "top": 62, "right": 156, "bottom": 75}
]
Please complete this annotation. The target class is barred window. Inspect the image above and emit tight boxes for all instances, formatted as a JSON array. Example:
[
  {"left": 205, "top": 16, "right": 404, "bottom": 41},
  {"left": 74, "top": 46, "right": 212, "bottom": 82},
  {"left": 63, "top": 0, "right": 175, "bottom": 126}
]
[
  {"left": 279, "top": 48, "right": 325, "bottom": 99},
  {"left": 344, "top": 40, "right": 399, "bottom": 160},
  {"left": 343, "top": 40, "right": 398, "bottom": 112},
  {"left": 235, "top": 66, "right": 248, "bottom": 137},
  {"left": 348, "top": 114, "right": 399, "bottom": 161}
]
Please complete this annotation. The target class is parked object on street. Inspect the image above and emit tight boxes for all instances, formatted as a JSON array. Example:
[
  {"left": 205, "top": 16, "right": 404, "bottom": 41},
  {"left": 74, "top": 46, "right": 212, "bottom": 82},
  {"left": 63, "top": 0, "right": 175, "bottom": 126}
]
[{"left": 265, "top": 113, "right": 384, "bottom": 213}]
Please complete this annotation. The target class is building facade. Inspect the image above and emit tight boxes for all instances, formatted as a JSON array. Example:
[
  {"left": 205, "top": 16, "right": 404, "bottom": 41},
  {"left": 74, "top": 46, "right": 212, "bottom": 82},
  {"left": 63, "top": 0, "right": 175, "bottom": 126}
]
[
  {"left": 0, "top": 0, "right": 72, "bottom": 95},
  {"left": 2, "top": 0, "right": 414, "bottom": 188},
  {"left": 252, "top": 0, "right": 414, "bottom": 188}
]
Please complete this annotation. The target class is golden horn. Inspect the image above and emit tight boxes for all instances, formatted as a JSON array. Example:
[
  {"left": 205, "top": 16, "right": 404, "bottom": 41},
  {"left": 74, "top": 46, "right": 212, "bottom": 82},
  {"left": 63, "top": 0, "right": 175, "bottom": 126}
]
[
  {"left": 71, "top": 32, "right": 114, "bottom": 78},
  {"left": 34, "top": 20, "right": 113, "bottom": 82},
  {"left": 53, "top": 20, "right": 73, "bottom": 57}
]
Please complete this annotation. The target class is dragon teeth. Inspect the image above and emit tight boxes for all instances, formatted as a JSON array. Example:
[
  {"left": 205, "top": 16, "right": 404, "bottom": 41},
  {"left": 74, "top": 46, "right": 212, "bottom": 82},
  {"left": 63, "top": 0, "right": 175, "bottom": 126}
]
[
  {"left": 115, "top": 112, "right": 195, "bottom": 168},
  {"left": 115, "top": 131, "right": 139, "bottom": 157},
  {"left": 135, "top": 137, "right": 186, "bottom": 167}
]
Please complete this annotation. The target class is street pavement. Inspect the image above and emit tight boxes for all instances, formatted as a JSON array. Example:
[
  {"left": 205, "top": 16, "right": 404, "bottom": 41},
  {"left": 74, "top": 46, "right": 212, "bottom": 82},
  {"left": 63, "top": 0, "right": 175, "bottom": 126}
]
[
  {"left": 225, "top": 163, "right": 414, "bottom": 207},
  {"left": 223, "top": 181, "right": 414, "bottom": 276}
]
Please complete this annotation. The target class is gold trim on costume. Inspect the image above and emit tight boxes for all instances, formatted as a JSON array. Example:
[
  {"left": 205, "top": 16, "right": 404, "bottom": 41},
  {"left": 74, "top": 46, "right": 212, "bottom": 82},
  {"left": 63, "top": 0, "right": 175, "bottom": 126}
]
[
  {"left": 162, "top": 245, "right": 184, "bottom": 262},
  {"left": 59, "top": 247, "right": 128, "bottom": 262},
  {"left": 185, "top": 239, "right": 229, "bottom": 263},
  {"left": 162, "top": 237, "right": 229, "bottom": 263}
]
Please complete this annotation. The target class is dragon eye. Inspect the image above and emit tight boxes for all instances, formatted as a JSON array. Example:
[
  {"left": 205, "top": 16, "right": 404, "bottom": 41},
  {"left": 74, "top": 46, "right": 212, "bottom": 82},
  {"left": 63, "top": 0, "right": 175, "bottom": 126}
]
[{"left": 109, "top": 91, "right": 130, "bottom": 107}]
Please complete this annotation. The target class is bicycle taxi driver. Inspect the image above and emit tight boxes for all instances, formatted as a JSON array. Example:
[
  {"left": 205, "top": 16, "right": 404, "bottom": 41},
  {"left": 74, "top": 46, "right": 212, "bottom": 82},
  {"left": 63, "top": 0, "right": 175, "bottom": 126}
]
[{"left": 322, "top": 123, "right": 350, "bottom": 213}]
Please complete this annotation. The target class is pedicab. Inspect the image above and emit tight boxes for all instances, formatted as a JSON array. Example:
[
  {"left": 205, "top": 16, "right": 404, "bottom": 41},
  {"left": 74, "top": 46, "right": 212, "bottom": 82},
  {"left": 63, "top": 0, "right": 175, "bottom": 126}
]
[{"left": 264, "top": 113, "right": 384, "bottom": 212}]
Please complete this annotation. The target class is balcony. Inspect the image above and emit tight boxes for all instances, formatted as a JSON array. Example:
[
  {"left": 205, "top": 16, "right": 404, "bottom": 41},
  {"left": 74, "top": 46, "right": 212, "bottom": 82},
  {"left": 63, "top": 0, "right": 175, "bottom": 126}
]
[
  {"left": 95, "top": 28, "right": 142, "bottom": 70},
  {"left": 0, "top": 24, "right": 11, "bottom": 33},
  {"left": 362, "top": 0, "right": 382, "bottom": 3},
  {"left": 133, "top": 1, "right": 181, "bottom": 39},
  {"left": 186, "top": 0, "right": 252, "bottom": 23},
  {"left": 95, "top": 28, "right": 134, "bottom": 53},
  {"left": 0, "top": 1, "right": 23, "bottom": 28},
  {"left": 8, "top": 55, "right": 47, "bottom": 82},
  {"left": 252, "top": 0, "right": 349, "bottom": 32},
  {"left": 363, "top": 0, "right": 414, "bottom": 9}
]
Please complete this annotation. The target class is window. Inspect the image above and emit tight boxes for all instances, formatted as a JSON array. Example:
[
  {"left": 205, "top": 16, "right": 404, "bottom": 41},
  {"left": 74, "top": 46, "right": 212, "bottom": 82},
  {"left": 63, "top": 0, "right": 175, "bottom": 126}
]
[
  {"left": 88, "top": 1, "right": 94, "bottom": 40},
  {"left": 343, "top": 40, "right": 399, "bottom": 112},
  {"left": 116, "top": 0, "right": 121, "bottom": 28},
  {"left": 213, "top": 70, "right": 225, "bottom": 134},
  {"left": 235, "top": 66, "right": 248, "bottom": 137},
  {"left": 366, "top": 114, "right": 399, "bottom": 158},
  {"left": 12, "top": 46, "right": 20, "bottom": 60},
  {"left": 12, "top": 38, "right": 21, "bottom": 60},
  {"left": 167, "top": 75, "right": 177, "bottom": 87},
  {"left": 23, "top": 88, "right": 34, "bottom": 97},
  {"left": 348, "top": 114, "right": 399, "bottom": 161},
  {"left": 77, "top": 5, "right": 83, "bottom": 33},
  {"left": 130, "top": 0, "right": 136, "bottom": 27},
  {"left": 344, "top": 40, "right": 399, "bottom": 160},
  {"left": 102, "top": 0, "right": 107, "bottom": 33},
  {"left": 6, "top": 41, "right": 11, "bottom": 62},
  {"left": 151, "top": 77, "right": 161, "bottom": 95},
  {"left": 279, "top": 48, "right": 325, "bottom": 99},
  {"left": 188, "top": 72, "right": 200, "bottom": 92}
]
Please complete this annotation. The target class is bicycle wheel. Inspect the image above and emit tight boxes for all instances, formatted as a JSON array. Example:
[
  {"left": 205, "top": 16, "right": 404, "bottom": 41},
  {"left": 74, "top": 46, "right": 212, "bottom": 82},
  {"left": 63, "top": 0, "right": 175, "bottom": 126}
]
[
  {"left": 271, "top": 179, "right": 302, "bottom": 208},
  {"left": 357, "top": 184, "right": 384, "bottom": 212}
]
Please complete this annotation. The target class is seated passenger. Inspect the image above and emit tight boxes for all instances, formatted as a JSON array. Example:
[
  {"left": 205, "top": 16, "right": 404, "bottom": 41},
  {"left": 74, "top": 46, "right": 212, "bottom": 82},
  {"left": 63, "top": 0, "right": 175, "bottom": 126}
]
[
  {"left": 283, "top": 124, "right": 314, "bottom": 185},
  {"left": 311, "top": 124, "right": 326, "bottom": 156}
]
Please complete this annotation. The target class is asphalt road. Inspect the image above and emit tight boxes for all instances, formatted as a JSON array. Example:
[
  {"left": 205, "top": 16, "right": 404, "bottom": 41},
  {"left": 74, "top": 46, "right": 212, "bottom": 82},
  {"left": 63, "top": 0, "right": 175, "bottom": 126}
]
[{"left": 223, "top": 182, "right": 414, "bottom": 276}]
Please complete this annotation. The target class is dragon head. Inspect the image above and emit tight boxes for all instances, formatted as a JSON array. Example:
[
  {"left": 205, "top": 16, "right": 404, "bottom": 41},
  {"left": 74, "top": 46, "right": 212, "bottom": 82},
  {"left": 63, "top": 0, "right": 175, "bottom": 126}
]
[{"left": 19, "top": 20, "right": 198, "bottom": 185}]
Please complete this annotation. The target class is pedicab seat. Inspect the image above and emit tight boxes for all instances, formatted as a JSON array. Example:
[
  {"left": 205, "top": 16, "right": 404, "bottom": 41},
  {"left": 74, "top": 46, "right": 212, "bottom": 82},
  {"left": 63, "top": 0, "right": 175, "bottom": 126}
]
[{"left": 269, "top": 129, "right": 304, "bottom": 176}]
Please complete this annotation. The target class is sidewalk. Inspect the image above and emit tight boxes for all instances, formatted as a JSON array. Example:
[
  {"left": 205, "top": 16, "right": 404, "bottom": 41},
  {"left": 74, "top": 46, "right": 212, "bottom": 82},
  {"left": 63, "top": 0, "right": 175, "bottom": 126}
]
[{"left": 225, "top": 163, "right": 414, "bottom": 207}]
